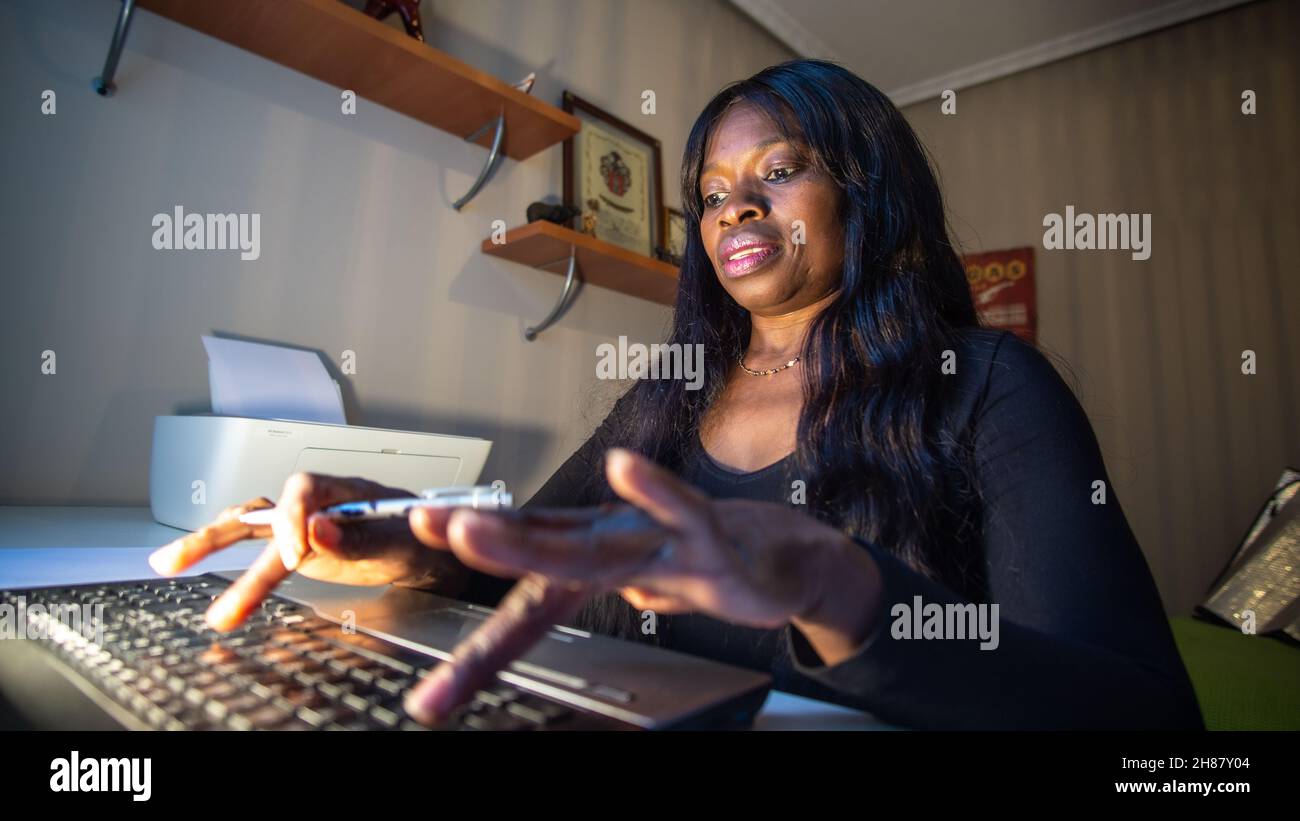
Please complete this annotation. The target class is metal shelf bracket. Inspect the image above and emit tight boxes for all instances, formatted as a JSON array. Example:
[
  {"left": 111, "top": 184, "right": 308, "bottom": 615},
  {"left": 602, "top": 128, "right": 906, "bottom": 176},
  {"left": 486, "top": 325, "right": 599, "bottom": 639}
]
[
  {"left": 524, "top": 244, "right": 581, "bottom": 340},
  {"left": 93, "top": 0, "right": 137, "bottom": 97},
  {"left": 452, "top": 111, "right": 506, "bottom": 210}
]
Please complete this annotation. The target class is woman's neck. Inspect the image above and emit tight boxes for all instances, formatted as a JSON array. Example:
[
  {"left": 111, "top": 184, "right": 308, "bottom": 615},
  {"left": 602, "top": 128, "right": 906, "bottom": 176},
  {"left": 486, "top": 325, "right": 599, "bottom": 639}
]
[{"left": 745, "top": 290, "right": 839, "bottom": 362}]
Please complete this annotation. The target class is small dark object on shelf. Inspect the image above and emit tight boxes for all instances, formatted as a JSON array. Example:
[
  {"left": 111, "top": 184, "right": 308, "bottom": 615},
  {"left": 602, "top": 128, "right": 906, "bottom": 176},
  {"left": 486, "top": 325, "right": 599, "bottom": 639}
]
[
  {"left": 526, "top": 202, "right": 581, "bottom": 227},
  {"left": 361, "top": 0, "right": 425, "bottom": 42}
]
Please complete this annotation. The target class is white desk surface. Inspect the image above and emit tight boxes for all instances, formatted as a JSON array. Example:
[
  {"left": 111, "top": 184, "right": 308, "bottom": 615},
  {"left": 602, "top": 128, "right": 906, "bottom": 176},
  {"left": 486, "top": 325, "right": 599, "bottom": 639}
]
[{"left": 0, "top": 506, "right": 896, "bottom": 731}]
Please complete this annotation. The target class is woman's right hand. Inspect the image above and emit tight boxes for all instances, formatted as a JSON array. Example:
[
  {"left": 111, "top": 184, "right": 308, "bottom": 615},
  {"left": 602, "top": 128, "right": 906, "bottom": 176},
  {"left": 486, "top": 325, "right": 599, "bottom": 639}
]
[{"left": 148, "top": 473, "right": 472, "bottom": 632}]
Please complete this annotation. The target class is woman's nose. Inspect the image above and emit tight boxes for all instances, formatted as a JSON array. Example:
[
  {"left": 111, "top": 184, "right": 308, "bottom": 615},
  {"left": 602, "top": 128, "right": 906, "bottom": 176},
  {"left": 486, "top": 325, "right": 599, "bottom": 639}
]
[{"left": 718, "top": 184, "right": 769, "bottom": 227}]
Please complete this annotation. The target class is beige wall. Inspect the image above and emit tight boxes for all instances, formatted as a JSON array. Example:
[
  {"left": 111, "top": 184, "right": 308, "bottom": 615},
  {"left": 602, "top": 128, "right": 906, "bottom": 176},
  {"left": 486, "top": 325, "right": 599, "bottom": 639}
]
[
  {"left": 900, "top": 0, "right": 1299, "bottom": 615},
  {"left": 0, "top": 1, "right": 792, "bottom": 504}
]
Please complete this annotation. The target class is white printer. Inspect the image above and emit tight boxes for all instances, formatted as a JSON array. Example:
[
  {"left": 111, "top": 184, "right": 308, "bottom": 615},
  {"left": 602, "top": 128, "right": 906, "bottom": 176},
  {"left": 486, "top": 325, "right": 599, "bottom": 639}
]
[{"left": 149, "top": 337, "right": 493, "bottom": 531}]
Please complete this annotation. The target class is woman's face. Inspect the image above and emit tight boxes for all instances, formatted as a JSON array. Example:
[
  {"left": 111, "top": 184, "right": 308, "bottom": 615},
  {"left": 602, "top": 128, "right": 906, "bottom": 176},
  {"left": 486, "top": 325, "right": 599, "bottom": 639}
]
[{"left": 698, "top": 103, "right": 845, "bottom": 315}]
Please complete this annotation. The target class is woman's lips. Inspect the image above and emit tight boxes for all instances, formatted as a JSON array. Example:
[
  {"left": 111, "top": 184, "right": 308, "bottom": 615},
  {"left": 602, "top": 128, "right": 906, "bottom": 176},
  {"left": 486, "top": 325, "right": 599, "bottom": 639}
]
[{"left": 722, "top": 244, "right": 781, "bottom": 277}]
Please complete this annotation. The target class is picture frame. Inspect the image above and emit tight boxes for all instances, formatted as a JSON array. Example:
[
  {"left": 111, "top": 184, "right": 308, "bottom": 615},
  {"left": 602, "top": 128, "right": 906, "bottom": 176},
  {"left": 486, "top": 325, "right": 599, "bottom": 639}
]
[{"left": 563, "top": 91, "right": 664, "bottom": 258}]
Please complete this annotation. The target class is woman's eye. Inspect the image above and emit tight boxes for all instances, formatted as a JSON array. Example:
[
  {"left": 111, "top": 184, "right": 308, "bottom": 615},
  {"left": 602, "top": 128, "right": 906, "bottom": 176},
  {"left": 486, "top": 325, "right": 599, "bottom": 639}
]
[{"left": 702, "top": 167, "right": 794, "bottom": 207}]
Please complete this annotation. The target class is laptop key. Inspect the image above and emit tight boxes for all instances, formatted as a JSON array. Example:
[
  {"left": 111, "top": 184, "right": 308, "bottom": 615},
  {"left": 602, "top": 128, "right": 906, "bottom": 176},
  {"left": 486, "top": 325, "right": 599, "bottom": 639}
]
[
  {"left": 243, "top": 703, "right": 294, "bottom": 729},
  {"left": 458, "top": 714, "right": 492, "bottom": 731},
  {"left": 349, "top": 667, "right": 378, "bottom": 686},
  {"left": 294, "top": 617, "right": 336, "bottom": 632},
  {"left": 399, "top": 719, "right": 431, "bottom": 731},
  {"left": 215, "top": 693, "right": 264, "bottom": 718},
  {"left": 275, "top": 687, "right": 328, "bottom": 712},
  {"left": 341, "top": 693, "right": 373, "bottom": 713},
  {"left": 317, "top": 679, "right": 361, "bottom": 701},
  {"left": 375, "top": 676, "right": 411, "bottom": 696},
  {"left": 505, "top": 702, "right": 549, "bottom": 725},
  {"left": 297, "top": 705, "right": 337, "bottom": 728},
  {"left": 276, "top": 716, "right": 318, "bottom": 731},
  {"left": 249, "top": 678, "right": 293, "bottom": 701},
  {"left": 370, "top": 705, "right": 401, "bottom": 728}
]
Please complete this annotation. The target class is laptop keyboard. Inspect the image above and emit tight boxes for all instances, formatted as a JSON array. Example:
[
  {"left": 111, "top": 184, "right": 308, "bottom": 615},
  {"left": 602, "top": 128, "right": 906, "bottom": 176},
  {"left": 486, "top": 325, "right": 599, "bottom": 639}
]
[{"left": 1, "top": 576, "right": 629, "bottom": 731}]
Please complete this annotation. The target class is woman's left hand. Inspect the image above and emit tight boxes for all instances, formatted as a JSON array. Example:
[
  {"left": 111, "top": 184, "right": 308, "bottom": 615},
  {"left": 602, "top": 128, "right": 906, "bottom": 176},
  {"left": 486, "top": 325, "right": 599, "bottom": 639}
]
[{"left": 401, "top": 447, "right": 883, "bottom": 725}]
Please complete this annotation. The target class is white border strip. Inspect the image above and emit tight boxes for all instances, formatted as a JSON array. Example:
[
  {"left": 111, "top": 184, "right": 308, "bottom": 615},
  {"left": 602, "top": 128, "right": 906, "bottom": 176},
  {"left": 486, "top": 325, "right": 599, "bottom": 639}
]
[{"left": 731, "top": 0, "right": 842, "bottom": 61}]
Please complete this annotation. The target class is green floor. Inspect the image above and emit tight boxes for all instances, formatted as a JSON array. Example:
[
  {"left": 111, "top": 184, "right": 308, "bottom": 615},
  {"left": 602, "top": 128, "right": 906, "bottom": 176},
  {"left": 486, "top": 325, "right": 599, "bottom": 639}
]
[{"left": 1170, "top": 617, "right": 1300, "bottom": 730}]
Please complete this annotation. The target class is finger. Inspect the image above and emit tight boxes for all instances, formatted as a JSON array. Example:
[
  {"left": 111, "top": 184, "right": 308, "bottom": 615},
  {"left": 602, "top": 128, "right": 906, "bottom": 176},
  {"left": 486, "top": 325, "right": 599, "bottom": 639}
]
[
  {"left": 413, "top": 505, "right": 635, "bottom": 582},
  {"left": 205, "top": 541, "right": 292, "bottom": 631},
  {"left": 494, "top": 505, "right": 623, "bottom": 528},
  {"left": 403, "top": 574, "right": 590, "bottom": 725},
  {"left": 410, "top": 504, "right": 619, "bottom": 552},
  {"left": 605, "top": 448, "right": 711, "bottom": 534},
  {"left": 439, "top": 509, "right": 538, "bottom": 579},
  {"left": 407, "top": 506, "right": 456, "bottom": 551},
  {"left": 275, "top": 474, "right": 405, "bottom": 572},
  {"left": 444, "top": 507, "right": 670, "bottom": 584},
  {"left": 307, "top": 513, "right": 416, "bottom": 562},
  {"left": 149, "top": 497, "right": 274, "bottom": 575},
  {"left": 619, "top": 586, "right": 691, "bottom": 613}
]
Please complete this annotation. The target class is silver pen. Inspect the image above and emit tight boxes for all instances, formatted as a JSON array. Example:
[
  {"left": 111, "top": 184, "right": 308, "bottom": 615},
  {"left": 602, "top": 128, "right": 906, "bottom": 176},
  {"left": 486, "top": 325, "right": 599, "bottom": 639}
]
[{"left": 237, "top": 484, "right": 513, "bottom": 526}]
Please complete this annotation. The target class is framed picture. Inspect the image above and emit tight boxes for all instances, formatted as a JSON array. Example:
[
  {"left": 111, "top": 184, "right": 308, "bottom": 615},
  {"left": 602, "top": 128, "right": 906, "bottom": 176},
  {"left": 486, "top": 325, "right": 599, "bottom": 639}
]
[
  {"left": 962, "top": 246, "right": 1036, "bottom": 343},
  {"left": 563, "top": 91, "right": 664, "bottom": 258}
]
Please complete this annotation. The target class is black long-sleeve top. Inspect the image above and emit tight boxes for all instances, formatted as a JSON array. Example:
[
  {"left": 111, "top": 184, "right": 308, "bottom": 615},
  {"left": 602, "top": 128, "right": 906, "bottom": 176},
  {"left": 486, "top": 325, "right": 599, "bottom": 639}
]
[{"left": 462, "top": 329, "right": 1204, "bottom": 730}]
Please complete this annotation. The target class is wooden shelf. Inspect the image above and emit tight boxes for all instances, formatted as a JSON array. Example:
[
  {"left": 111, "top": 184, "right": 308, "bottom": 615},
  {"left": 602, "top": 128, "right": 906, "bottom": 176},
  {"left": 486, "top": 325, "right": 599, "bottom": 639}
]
[
  {"left": 138, "top": 0, "right": 580, "bottom": 161},
  {"left": 482, "top": 222, "right": 679, "bottom": 306}
]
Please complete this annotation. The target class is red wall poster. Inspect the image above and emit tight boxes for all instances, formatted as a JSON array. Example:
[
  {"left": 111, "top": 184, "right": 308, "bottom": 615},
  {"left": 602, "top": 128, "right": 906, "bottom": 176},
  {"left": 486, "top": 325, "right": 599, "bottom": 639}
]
[{"left": 962, "top": 246, "right": 1036, "bottom": 344}]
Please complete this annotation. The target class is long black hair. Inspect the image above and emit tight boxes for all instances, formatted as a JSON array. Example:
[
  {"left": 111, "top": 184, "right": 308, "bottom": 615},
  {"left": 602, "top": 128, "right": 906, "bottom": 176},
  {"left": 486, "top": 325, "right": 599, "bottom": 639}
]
[{"left": 575, "top": 59, "right": 984, "bottom": 640}]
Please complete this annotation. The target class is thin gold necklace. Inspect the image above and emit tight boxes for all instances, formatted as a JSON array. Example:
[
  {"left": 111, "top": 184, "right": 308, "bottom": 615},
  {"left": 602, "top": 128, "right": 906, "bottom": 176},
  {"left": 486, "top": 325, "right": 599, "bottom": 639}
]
[{"left": 738, "top": 351, "right": 800, "bottom": 376}]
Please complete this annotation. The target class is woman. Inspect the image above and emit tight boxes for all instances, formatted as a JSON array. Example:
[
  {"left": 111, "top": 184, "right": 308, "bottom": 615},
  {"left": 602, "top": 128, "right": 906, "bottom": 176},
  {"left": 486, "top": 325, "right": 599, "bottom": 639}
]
[{"left": 150, "top": 59, "right": 1203, "bottom": 730}]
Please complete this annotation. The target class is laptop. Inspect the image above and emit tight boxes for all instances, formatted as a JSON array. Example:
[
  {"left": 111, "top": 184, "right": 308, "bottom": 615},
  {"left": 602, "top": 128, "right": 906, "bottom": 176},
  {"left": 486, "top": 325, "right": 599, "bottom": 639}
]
[{"left": 0, "top": 571, "right": 772, "bottom": 731}]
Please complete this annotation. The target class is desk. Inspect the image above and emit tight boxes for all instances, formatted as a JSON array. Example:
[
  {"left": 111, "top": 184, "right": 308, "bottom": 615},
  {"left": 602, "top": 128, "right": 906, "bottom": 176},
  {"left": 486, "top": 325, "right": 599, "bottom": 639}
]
[{"left": 0, "top": 506, "right": 896, "bottom": 730}]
